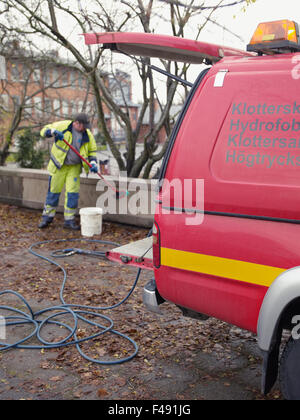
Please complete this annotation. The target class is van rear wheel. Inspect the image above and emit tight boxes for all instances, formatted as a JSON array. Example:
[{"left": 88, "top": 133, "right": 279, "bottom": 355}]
[{"left": 279, "top": 337, "right": 300, "bottom": 400}]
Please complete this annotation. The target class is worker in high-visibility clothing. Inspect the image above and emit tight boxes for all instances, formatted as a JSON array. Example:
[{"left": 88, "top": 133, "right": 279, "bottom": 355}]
[{"left": 38, "top": 113, "right": 98, "bottom": 230}]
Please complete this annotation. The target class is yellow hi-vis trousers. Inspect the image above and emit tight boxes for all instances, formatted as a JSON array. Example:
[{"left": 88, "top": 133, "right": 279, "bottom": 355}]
[{"left": 43, "top": 164, "right": 81, "bottom": 221}]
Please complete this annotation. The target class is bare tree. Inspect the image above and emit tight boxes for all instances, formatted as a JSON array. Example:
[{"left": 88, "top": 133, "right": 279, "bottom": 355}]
[
  {"left": 0, "top": 0, "right": 256, "bottom": 177},
  {"left": 0, "top": 40, "right": 92, "bottom": 164},
  {"left": 158, "top": 0, "right": 256, "bottom": 10}
]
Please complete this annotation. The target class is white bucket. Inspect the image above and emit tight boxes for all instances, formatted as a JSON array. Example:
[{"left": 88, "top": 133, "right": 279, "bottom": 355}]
[{"left": 79, "top": 207, "right": 103, "bottom": 237}]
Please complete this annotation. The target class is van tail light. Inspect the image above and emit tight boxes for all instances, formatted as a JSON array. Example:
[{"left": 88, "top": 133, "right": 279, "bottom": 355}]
[{"left": 152, "top": 221, "right": 161, "bottom": 268}]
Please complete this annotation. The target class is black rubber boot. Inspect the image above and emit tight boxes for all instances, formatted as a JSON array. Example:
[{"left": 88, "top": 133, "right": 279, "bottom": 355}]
[
  {"left": 63, "top": 219, "right": 80, "bottom": 231},
  {"left": 38, "top": 216, "right": 53, "bottom": 229}
]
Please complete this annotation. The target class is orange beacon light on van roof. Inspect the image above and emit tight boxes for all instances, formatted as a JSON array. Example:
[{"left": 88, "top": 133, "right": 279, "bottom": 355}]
[{"left": 247, "top": 20, "right": 300, "bottom": 54}]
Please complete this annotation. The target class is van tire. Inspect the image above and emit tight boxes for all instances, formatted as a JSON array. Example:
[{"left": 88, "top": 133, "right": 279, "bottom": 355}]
[{"left": 279, "top": 337, "right": 300, "bottom": 400}]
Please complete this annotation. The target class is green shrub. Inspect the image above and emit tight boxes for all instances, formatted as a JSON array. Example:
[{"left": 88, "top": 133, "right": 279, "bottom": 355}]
[
  {"left": 16, "top": 129, "right": 47, "bottom": 169},
  {"left": 5, "top": 153, "right": 17, "bottom": 163}
]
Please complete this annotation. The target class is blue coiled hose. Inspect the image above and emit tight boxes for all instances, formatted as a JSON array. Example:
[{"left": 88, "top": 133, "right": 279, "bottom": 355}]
[{"left": 0, "top": 238, "right": 142, "bottom": 365}]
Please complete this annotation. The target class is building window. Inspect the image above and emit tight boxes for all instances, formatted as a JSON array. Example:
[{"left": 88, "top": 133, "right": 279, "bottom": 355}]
[
  {"left": 110, "top": 83, "right": 130, "bottom": 104},
  {"left": 0, "top": 94, "right": 9, "bottom": 111},
  {"left": 34, "top": 96, "right": 42, "bottom": 117},
  {"left": 12, "top": 95, "right": 20, "bottom": 108},
  {"left": 52, "top": 68, "right": 60, "bottom": 88},
  {"left": 0, "top": 56, "right": 6, "bottom": 80},
  {"left": 44, "top": 68, "right": 52, "bottom": 86},
  {"left": 71, "top": 100, "right": 77, "bottom": 117},
  {"left": 70, "top": 70, "right": 77, "bottom": 86},
  {"left": 24, "top": 97, "right": 33, "bottom": 118},
  {"left": 33, "top": 68, "right": 41, "bottom": 84},
  {"left": 62, "top": 100, "right": 69, "bottom": 116},
  {"left": 11, "top": 62, "right": 20, "bottom": 82},
  {"left": 77, "top": 100, "right": 84, "bottom": 113},
  {"left": 132, "top": 109, "right": 137, "bottom": 121},
  {"left": 23, "top": 64, "right": 33, "bottom": 82},
  {"left": 86, "top": 101, "right": 93, "bottom": 115},
  {"left": 78, "top": 75, "right": 82, "bottom": 88},
  {"left": 44, "top": 97, "right": 52, "bottom": 115},
  {"left": 78, "top": 74, "right": 86, "bottom": 89},
  {"left": 122, "top": 85, "right": 130, "bottom": 101},
  {"left": 62, "top": 70, "right": 68, "bottom": 86},
  {"left": 53, "top": 99, "right": 61, "bottom": 116}
]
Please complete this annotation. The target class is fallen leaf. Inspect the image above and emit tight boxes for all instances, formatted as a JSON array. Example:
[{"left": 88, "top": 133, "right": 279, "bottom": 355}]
[
  {"left": 40, "top": 362, "right": 51, "bottom": 369},
  {"left": 97, "top": 388, "right": 109, "bottom": 397},
  {"left": 49, "top": 376, "right": 62, "bottom": 382},
  {"left": 115, "top": 377, "right": 126, "bottom": 387}
]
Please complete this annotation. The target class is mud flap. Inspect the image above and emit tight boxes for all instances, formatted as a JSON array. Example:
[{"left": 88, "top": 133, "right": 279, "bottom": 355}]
[{"left": 143, "top": 279, "right": 165, "bottom": 314}]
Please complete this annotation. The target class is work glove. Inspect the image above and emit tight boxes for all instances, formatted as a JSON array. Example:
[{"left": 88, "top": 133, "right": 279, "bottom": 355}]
[
  {"left": 90, "top": 162, "right": 98, "bottom": 173},
  {"left": 53, "top": 130, "right": 64, "bottom": 142},
  {"left": 45, "top": 129, "right": 64, "bottom": 142}
]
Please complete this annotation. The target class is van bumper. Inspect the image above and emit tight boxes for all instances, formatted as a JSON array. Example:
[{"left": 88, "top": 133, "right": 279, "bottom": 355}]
[{"left": 143, "top": 279, "right": 165, "bottom": 314}]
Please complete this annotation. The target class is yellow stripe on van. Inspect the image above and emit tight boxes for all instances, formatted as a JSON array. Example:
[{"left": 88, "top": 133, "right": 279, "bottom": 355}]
[{"left": 161, "top": 248, "right": 286, "bottom": 288}]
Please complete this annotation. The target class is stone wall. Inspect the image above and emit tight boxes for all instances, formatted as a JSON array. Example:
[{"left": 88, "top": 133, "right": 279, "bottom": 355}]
[{"left": 0, "top": 167, "right": 156, "bottom": 228}]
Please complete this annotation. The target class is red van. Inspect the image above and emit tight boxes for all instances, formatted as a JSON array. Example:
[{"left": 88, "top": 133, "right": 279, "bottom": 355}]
[{"left": 85, "top": 20, "right": 300, "bottom": 400}]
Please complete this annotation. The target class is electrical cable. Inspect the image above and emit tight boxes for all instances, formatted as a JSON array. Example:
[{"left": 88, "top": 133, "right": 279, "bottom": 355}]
[{"left": 0, "top": 238, "right": 143, "bottom": 365}]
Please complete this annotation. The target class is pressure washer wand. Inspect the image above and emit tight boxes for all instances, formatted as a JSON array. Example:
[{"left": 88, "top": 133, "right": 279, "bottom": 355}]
[{"left": 62, "top": 138, "right": 128, "bottom": 199}]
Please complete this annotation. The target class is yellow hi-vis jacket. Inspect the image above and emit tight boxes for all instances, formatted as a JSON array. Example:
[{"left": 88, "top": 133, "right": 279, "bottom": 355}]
[{"left": 40, "top": 120, "right": 97, "bottom": 175}]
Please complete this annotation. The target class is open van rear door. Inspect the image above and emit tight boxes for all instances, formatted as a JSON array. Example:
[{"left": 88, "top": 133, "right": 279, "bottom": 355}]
[{"left": 83, "top": 32, "right": 254, "bottom": 64}]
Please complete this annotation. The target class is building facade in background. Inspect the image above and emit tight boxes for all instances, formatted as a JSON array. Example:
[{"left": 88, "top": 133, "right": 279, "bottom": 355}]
[{"left": 0, "top": 45, "right": 139, "bottom": 149}]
